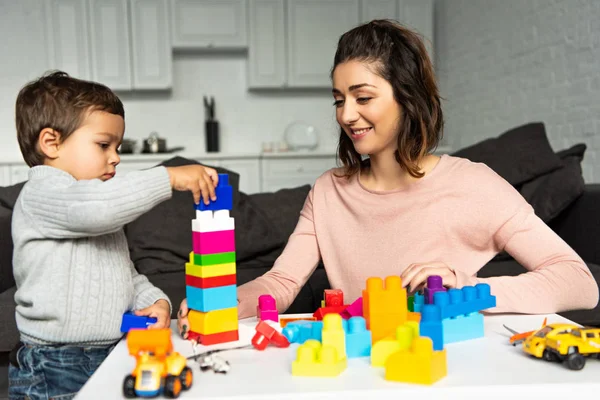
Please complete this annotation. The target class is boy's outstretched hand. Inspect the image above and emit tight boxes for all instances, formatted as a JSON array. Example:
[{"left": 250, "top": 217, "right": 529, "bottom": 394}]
[
  {"left": 177, "top": 298, "right": 190, "bottom": 340},
  {"left": 166, "top": 165, "right": 219, "bottom": 205},
  {"left": 135, "top": 299, "right": 171, "bottom": 329}
]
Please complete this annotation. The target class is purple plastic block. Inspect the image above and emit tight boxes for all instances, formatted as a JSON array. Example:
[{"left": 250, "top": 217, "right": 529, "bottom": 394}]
[
  {"left": 340, "top": 297, "right": 363, "bottom": 319},
  {"left": 257, "top": 294, "right": 279, "bottom": 322},
  {"left": 424, "top": 275, "right": 447, "bottom": 304}
]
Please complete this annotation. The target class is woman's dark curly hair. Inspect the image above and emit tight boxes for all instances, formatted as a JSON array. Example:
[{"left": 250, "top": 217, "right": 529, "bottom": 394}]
[{"left": 331, "top": 20, "right": 443, "bottom": 178}]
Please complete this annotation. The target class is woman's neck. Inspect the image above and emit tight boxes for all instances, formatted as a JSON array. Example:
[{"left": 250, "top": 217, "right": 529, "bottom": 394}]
[{"left": 360, "top": 153, "right": 439, "bottom": 191}]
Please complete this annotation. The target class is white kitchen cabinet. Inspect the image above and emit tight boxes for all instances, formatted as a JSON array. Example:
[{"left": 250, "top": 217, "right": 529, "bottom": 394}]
[
  {"left": 219, "top": 158, "right": 261, "bottom": 194},
  {"left": 45, "top": 0, "right": 92, "bottom": 80},
  {"left": 0, "top": 167, "right": 10, "bottom": 187},
  {"left": 360, "top": 0, "right": 397, "bottom": 22},
  {"left": 170, "top": 0, "right": 248, "bottom": 50},
  {"left": 247, "top": 0, "right": 286, "bottom": 88},
  {"left": 87, "top": 0, "right": 132, "bottom": 90},
  {"left": 130, "top": 0, "right": 172, "bottom": 89},
  {"left": 286, "top": 0, "right": 359, "bottom": 88},
  {"left": 260, "top": 155, "right": 337, "bottom": 192}
]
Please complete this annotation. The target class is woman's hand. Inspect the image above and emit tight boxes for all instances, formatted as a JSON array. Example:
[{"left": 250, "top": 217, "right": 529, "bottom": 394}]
[
  {"left": 177, "top": 298, "right": 190, "bottom": 339},
  {"left": 400, "top": 261, "right": 457, "bottom": 293}
]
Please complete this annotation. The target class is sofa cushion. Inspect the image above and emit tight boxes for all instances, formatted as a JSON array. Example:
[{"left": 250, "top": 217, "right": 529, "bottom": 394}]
[
  {"left": 0, "top": 182, "right": 26, "bottom": 294},
  {"left": 518, "top": 143, "right": 586, "bottom": 222},
  {"left": 452, "top": 122, "right": 562, "bottom": 186}
]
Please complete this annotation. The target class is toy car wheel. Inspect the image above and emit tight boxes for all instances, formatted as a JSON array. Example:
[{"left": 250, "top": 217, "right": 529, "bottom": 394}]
[
  {"left": 179, "top": 366, "right": 193, "bottom": 390},
  {"left": 542, "top": 350, "right": 557, "bottom": 362},
  {"left": 565, "top": 352, "right": 586, "bottom": 370},
  {"left": 123, "top": 374, "right": 137, "bottom": 398},
  {"left": 164, "top": 375, "right": 182, "bottom": 398}
]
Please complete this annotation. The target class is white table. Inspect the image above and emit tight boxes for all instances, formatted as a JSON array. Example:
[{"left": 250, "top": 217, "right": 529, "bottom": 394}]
[{"left": 77, "top": 313, "right": 600, "bottom": 400}]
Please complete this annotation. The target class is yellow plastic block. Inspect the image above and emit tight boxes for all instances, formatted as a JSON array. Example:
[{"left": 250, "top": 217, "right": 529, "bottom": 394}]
[
  {"left": 321, "top": 314, "right": 346, "bottom": 361},
  {"left": 371, "top": 322, "right": 418, "bottom": 366},
  {"left": 292, "top": 340, "right": 347, "bottom": 377},
  {"left": 188, "top": 307, "right": 239, "bottom": 335},
  {"left": 363, "top": 276, "right": 408, "bottom": 343},
  {"left": 385, "top": 336, "right": 447, "bottom": 385},
  {"left": 185, "top": 261, "right": 236, "bottom": 278}
]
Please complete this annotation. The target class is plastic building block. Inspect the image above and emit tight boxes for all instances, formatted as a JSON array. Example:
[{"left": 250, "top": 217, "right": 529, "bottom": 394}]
[
  {"left": 257, "top": 295, "right": 279, "bottom": 322},
  {"left": 195, "top": 174, "right": 233, "bottom": 211},
  {"left": 407, "top": 312, "right": 421, "bottom": 323},
  {"left": 120, "top": 312, "right": 157, "bottom": 333},
  {"left": 192, "top": 209, "right": 235, "bottom": 233},
  {"left": 362, "top": 276, "right": 407, "bottom": 343},
  {"left": 192, "top": 251, "right": 236, "bottom": 266},
  {"left": 407, "top": 295, "right": 414, "bottom": 312},
  {"left": 251, "top": 320, "right": 290, "bottom": 350},
  {"left": 280, "top": 316, "right": 316, "bottom": 328},
  {"left": 432, "top": 283, "right": 496, "bottom": 319},
  {"left": 324, "top": 289, "right": 344, "bottom": 307},
  {"left": 442, "top": 312, "right": 484, "bottom": 344},
  {"left": 187, "top": 329, "right": 239, "bottom": 346},
  {"left": 282, "top": 320, "right": 323, "bottom": 344},
  {"left": 192, "top": 229, "right": 235, "bottom": 255},
  {"left": 186, "top": 260, "right": 236, "bottom": 279},
  {"left": 340, "top": 297, "right": 363, "bottom": 319},
  {"left": 345, "top": 317, "right": 372, "bottom": 358},
  {"left": 371, "top": 322, "right": 419, "bottom": 367},
  {"left": 188, "top": 307, "right": 238, "bottom": 335},
  {"left": 413, "top": 292, "right": 424, "bottom": 313},
  {"left": 313, "top": 305, "right": 347, "bottom": 321},
  {"left": 419, "top": 304, "right": 444, "bottom": 351},
  {"left": 322, "top": 314, "right": 346, "bottom": 361},
  {"left": 291, "top": 340, "right": 347, "bottom": 377},
  {"left": 186, "top": 285, "right": 237, "bottom": 312},
  {"left": 185, "top": 273, "right": 236, "bottom": 289},
  {"left": 424, "top": 275, "right": 447, "bottom": 304},
  {"left": 384, "top": 336, "right": 447, "bottom": 385}
]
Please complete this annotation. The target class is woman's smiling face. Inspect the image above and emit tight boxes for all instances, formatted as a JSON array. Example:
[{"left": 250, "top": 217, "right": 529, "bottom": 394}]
[{"left": 332, "top": 60, "right": 402, "bottom": 157}]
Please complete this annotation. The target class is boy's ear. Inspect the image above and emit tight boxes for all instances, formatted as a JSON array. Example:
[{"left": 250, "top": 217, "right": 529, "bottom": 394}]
[{"left": 38, "top": 128, "right": 62, "bottom": 159}]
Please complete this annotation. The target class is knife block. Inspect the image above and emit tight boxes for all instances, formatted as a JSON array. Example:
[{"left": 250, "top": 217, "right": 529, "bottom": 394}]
[{"left": 205, "top": 120, "right": 219, "bottom": 153}]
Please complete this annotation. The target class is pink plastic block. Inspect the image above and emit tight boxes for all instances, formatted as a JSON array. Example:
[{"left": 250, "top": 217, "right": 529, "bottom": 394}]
[
  {"left": 192, "top": 230, "right": 235, "bottom": 255},
  {"left": 340, "top": 297, "right": 363, "bottom": 319},
  {"left": 257, "top": 294, "right": 279, "bottom": 322}
]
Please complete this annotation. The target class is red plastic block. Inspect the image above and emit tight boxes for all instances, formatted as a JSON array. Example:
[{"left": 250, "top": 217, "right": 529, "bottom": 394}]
[
  {"left": 313, "top": 305, "right": 347, "bottom": 321},
  {"left": 185, "top": 274, "right": 236, "bottom": 289},
  {"left": 192, "top": 230, "right": 235, "bottom": 255},
  {"left": 324, "top": 289, "right": 344, "bottom": 307},
  {"left": 188, "top": 329, "right": 239, "bottom": 345},
  {"left": 251, "top": 321, "right": 290, "bottom": 350}
]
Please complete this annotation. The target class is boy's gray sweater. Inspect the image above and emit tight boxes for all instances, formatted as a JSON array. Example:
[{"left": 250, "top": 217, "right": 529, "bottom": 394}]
[{"left": 12, "top": 165, "right": 173, "bottom": 345}]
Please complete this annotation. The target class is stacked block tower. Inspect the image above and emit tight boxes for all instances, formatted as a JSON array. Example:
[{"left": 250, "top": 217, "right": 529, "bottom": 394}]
[{"left": 186, "top": 174, "right": 239, "bottom": 345}]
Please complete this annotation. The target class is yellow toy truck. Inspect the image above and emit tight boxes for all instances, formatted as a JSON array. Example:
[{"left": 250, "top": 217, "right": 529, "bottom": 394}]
[
  {"left": 521, "top": 323, "right": 575, "bottom": 360},
  {"left": 123, "top": 329, "right": 193, "bottom": 398},
  {"left": 545, "top": 327, "right": 600, "bottom": 370}
]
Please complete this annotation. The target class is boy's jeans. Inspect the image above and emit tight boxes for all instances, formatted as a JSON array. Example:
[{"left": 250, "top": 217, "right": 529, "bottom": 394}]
[{"left": 8, "top": 341, "right": 116, "bottom": 400}]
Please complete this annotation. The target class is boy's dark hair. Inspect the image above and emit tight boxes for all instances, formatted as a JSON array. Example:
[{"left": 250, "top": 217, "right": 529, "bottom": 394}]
[
  {"left": 331, "top": 20, "right": 444, "bottom": 178},
  {"left": 15, "top": 70, "right": 125, "bottom": 167}
]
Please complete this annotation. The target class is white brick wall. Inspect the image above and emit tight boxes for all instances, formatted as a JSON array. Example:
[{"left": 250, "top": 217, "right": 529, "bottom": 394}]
[{"left": 436, "top": 0, "right": 600, "bottom": 182}]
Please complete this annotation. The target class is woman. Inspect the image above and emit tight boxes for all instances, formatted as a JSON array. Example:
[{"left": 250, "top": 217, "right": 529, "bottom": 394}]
[{"left": 178, "top": 20, "right": 598, "bottom": 337}]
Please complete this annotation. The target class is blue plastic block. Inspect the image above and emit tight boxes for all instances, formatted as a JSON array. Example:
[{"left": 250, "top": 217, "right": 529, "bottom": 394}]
[
  {"left": 186, "top": 285, "right": 237, "bottom": 312},
  {"left": 413, "top": 292, "right": 425, "bottom": 313},
  {"left": 345, "top": 317, "right": 372, "bottom": 358},
  {"left": 432, "top": 283, "right": 496, "bottom": 319},
  {"left": 120, "top": 312, "right": 157, "bottom": 333},
  {"left": 419, "top": 304, "right": 444, "bottom": 351},
  {"left": 442, "top": 312, "right": 484, "bottom": 344},
  {"left": 195, "top": 174, "right": 233, "bottom": 211},
  {"left": 282, "top": 320, "right": 323, "bottom": 344}
]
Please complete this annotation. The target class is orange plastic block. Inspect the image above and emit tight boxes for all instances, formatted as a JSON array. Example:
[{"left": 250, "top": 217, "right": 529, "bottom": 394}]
[
  {"left": 407, "top": 312, "right": 421, "bottom": 323},
  {"left": 385, "top": 336, "right": 447, "bottom": 385},
  {"left": 280, "top": 316, "right": 316, "bottom": 328},
  {"left": 187, "top": 329, "right": 239, "bottom": 346},
  {"left": 188, "top": 307, "right": 238, "bottom": 335},
  {"left": 321, "top": 314, "right": 346, "bottom": 361},
  {"left": 371, "top": 321, "right": 419, "bottom": 367},
  {"left": 362, "top": 276, "right": 407, "bottom": 343},
  {"left": 291, "top": 340, "right": 347, "bottom": 377},
  {"left": 127, "top": 329, "right": 172, "bottom": 357}
]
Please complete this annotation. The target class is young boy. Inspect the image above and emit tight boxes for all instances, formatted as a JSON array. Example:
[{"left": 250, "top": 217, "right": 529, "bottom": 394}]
[{"left": 9, "top": 71, "right": 218, "bottom": 399}]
